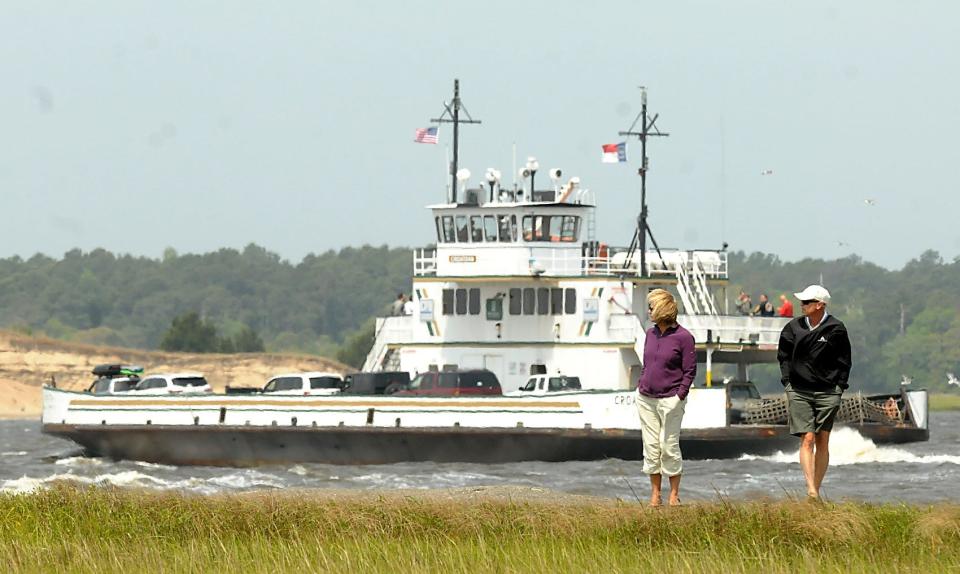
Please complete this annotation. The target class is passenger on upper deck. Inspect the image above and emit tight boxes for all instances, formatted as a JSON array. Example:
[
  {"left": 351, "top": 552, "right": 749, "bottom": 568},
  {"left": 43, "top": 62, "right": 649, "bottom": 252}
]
[
  {"left": 777, "top": 294, "right": 794, "bottom": 318},
  {"left": 735, "top": 291, "right": 752, "bottom": 316},
  {"left": 752, "top": 293, "right": 775, "bottom": 317},
  {"left": 403, "top": 294, "right": 415, "bottom": 316},
  {"left": 391, "top": 294, "right": 405, "bottom": 316}
]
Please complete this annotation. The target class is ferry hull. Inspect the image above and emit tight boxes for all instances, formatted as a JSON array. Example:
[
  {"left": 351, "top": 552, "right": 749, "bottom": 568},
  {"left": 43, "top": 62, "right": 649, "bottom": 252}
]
[{"left": 42, "top": 423, "right": 799, "bottom": 466}]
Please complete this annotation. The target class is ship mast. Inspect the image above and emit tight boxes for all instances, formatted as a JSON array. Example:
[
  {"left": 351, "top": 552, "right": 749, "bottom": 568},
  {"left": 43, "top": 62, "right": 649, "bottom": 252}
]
[
  {"left": 618, "top": 87, "right": 669, "bottom": 278},
  {"left": 431, "top": 79, "right": 481, "bottom": 204}
]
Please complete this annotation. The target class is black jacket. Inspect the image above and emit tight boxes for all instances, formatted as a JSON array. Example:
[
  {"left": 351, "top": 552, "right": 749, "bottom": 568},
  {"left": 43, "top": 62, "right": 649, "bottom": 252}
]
[{"left": 777, "top": 314, "right": 852, "bottom": 391}]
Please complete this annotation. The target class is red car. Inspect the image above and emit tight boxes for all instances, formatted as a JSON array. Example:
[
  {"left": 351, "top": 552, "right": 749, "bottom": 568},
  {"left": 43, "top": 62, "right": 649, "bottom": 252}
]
[{"left": 393, "top": 369, "right": 502, "bottom": 397}]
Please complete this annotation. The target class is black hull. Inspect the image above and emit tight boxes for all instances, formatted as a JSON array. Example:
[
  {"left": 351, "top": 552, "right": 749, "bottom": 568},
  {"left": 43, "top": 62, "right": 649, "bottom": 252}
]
[
  {"left": 41, "top": 422, "right": 927, "bottom": 467},
  {"left": 44, "top": 424, "right": 777, "bottom": 466}
]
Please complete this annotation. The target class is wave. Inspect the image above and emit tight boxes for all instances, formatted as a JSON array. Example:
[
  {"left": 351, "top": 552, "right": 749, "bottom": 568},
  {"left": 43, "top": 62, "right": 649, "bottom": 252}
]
[
  {"left": 1, "top": 451, "right": 27, "bottom": 457},
  {"left": 740, "top": 427, "right": 960, "bottom": 465}
]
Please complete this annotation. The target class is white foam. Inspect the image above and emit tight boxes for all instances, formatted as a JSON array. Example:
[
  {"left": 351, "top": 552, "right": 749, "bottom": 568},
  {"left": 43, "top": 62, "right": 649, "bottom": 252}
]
[
  {"left": 208, "top": 470, "right": 284, "bottom": 490},
  {"left": 1, "top": 451, "right": 27, "bottom": 456},
  {"left": 740, "top": 427, "right": 960, "bottom": 466},
  {"left": 55, "top": 456, "right": 104, "bottom": 467},
  {"left": 288, "top": 465, "right": 308, "bottom": 476},
  {"left": 134, "top": 461, "right": 177, "bottom": 471}
]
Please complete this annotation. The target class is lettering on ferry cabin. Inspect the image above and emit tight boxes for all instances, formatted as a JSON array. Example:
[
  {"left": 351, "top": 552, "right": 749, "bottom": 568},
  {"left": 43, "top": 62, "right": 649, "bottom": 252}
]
[{"left": 448, "top": 255, "right": 477, "bottom": 263}]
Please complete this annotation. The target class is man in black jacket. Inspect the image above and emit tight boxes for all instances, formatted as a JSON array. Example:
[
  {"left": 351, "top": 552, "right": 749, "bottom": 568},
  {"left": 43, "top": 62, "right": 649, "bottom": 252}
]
[{"left": 777, "top": 284, "right": 852, "bottom": 500}]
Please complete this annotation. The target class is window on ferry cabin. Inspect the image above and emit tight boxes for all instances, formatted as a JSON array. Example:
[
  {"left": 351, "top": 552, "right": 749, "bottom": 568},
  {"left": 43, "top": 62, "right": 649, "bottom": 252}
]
[
  {"left": 455, "top": 288, "right": 467, "bottom": 315},
  {"left": 309, "top": 376, "right": 342, "bottom": 389},
  {"left": 551, "top": 288, "right": 563, "bottom": 314},
  {"left": 455, "top": 216, "right": 469, "bottom": 242},
  {"left": 537, "top": 287, "right": 549, "bottom": 314},
  {"left": 409, "top": 372, "right": 435, "bottom": 390},
  {"left": 434, "top": 217, "right": 442, "bottom": 243},
  {"left": 565, "top": 288, "right": 577, "bottom": 314},
  {"left": 468, "top": 288, "right": 481, "bottom": 315},
  {"left": 483, "top": 215, "right": 498, "bottom": 241},
  {"left": 470, "top": 216, "right": 483, "bottom": 242},
  {"left": 497, "top": 215, "right": 513, "bottom": 242},
  {"left": 521, "top": 377, "right": 537, "bottom": 391},
  {"left": 548, "top": 377, "right": 565, "bottom": 391},
  {"left": 442, "top": 289, "right": 454, "bottom": 315},
  {"left": 486, "top": 297, "right": 503, "bottom": 320},
  {"left": 522, "top": 288, "right": 535, "bottom": 315},
  {"left": 441, "top": 216, "right": 456, "bottom": 243},
  {"left": 509, "top": 288, "right": 521, "bottom": 315},
  {"left": 560, "top": 216, "right": 579, "bottom": 242},
  {"left": 93, "top": 379, "right": 111, "bottom": 394}
]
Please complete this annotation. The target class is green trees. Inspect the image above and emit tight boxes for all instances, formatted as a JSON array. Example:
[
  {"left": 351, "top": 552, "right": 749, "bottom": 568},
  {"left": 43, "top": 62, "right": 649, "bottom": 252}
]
[{"left": 159, "top": 312, "right": 219, "bottom": 352}]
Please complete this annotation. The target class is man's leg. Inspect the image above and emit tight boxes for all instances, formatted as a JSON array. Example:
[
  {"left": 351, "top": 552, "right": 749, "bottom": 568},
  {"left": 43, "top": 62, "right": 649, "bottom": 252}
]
[
  {"left": 813, "top": 430, "right": 831, "bottom": 492},
  {"left": 799, "top": 432, "right": 817, "bottom": 498}
]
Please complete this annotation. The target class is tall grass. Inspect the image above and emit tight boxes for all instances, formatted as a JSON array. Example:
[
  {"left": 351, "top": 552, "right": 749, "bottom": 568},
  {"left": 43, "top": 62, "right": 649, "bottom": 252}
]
[{"left": 1, "top": 485, "right": 958, "bottom": 573}]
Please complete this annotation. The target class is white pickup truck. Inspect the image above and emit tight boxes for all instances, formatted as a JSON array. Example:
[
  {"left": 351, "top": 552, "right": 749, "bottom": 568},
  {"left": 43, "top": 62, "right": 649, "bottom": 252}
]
[
  {"left": 261, "top": 372, "right": 344, "bottom": 395},
  {"left": 508, "top": 374, "right": 583, "bottom": 395}
]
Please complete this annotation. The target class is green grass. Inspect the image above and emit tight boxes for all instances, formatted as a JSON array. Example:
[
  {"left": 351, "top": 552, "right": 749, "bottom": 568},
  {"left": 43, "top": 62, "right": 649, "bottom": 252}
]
[
  {"left": 2, "top": 486, "right": 959, "bottom": 573},
  {"left": 929, "top": 393, "right": 960, "bottom": 411}
]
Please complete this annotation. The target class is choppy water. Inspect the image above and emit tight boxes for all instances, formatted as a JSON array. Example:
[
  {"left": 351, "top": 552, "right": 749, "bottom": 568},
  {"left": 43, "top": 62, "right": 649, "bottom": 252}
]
[{"left": 3, "top": 412, "right": 959, "bottom": 502}]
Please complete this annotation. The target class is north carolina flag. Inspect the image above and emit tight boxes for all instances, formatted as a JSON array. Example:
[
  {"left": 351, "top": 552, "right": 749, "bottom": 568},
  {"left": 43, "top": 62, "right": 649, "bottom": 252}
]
[{"left": 601, "top": 142, "right": 627, "bottom": 163}]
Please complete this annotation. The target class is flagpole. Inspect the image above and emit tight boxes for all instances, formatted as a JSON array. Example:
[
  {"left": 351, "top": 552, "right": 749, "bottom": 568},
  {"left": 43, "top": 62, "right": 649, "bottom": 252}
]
[{"left": 445, "top": 145, "right": 451, "bottom": 203}]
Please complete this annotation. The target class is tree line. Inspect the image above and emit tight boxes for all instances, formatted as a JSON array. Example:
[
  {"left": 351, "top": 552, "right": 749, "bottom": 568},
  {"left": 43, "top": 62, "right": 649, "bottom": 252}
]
[{"left": 0, "top": 245, "right": 958, "bottom": 393}]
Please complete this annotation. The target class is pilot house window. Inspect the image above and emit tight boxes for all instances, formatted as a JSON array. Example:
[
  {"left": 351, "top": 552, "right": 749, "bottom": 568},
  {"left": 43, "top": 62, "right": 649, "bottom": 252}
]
[{"left": 521, "top": 215, "right": 580, "bottom": 242}]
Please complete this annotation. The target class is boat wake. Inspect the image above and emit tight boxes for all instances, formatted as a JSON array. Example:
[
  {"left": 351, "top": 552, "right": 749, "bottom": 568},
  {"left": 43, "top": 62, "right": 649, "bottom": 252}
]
[{"left": 740, "top": 427, "right": 960, "bottom": 466}]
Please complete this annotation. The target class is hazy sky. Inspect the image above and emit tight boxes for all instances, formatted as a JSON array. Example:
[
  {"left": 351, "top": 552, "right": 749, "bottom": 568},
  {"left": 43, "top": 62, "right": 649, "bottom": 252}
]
[{"left": 2, "top": 2, "right": 958, "bottom": 269}]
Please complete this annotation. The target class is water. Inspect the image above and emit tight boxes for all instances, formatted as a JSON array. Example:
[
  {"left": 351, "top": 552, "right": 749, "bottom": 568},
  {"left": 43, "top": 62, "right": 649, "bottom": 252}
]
[{"left": 3, "top": 413, "right": 959, "bottom": 502}]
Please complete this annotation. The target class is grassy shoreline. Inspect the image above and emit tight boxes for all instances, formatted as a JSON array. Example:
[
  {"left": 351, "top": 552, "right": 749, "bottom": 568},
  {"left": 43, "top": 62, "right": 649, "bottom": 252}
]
[
  {"left": 2, "top": 486, "right": 958, "bottom": 573},
  {"left": 930, "top": 393, "right": 960, "bottom": 411}
]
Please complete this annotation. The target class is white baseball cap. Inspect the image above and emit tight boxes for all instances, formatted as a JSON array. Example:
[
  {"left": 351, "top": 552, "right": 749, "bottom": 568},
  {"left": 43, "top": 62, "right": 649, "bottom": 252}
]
[{"left": 794, "top": 284, "right": 831, "bottom": 303}]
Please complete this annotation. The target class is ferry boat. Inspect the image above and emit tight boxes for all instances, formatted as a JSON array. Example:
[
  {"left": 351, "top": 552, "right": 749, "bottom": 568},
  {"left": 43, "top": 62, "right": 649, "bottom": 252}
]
[{"left": 40, "top": 82, "right": 929, "bottom": 466}]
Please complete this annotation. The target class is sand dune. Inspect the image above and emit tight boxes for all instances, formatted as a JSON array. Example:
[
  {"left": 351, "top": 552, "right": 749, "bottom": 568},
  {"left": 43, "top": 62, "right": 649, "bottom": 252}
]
[{"left": 0, "top": 330, "right": 350, "bottom": 418}]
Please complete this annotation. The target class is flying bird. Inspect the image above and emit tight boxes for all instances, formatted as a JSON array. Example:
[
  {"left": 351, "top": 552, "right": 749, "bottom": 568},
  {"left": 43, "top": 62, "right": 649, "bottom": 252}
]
[
  {"left": 760, "top": 169, "right": 774, "bottom": 176},
  {"left": 837, "top": 241, "right": 850, "bottom": 248},
  {"left": 948, "top": 373, "right": 959, "bottom": 387},
  {"left": 864, "top": 198, "right": 877, "bottom": 206}
]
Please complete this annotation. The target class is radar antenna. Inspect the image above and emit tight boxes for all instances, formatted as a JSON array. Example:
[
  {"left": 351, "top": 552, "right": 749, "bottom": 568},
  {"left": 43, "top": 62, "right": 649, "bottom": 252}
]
[{"left": 430, "top": 79, "right": 482, "bottom": 203}]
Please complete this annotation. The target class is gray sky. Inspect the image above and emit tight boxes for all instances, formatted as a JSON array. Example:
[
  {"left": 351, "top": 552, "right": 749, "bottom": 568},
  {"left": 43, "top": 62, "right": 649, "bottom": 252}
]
[{"left": 2, "top": 1, "right": 958, "bottom": 269}]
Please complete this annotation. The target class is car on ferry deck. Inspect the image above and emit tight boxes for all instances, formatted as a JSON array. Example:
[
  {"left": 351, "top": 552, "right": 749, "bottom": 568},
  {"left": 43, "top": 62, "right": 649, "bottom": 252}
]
[
  {"left": 132, "top": 373, "right": 212, "bottom": 395},
  {"left": 508, "top": 374, "right": 582, "bottom": 396},
  {"left": 393, "top": 369, "right": 502, "bottom": 396},
  {"left": 261, "top": 372, "right": 344, "bottom": 395}
]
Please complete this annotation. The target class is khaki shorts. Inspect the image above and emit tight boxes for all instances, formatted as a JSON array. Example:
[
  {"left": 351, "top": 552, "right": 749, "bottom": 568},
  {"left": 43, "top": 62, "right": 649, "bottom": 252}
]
[{"left": 785, "top": 385, "right": 842, "bottom": 436}]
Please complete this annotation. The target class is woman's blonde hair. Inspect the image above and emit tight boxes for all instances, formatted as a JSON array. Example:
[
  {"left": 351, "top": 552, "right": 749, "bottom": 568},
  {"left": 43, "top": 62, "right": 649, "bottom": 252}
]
[{"left": 647, "top": 289, "right": 678, "bottom": 324}]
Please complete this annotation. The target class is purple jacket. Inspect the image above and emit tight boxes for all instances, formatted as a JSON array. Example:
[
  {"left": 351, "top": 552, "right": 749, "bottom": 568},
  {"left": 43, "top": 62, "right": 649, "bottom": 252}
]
[{"left": 637, "top": 324, "right": 697, "bottom": 400}]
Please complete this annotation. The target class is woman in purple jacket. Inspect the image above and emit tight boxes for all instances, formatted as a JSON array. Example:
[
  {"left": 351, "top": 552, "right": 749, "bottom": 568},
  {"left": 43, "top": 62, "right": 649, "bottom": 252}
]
[{"left": 636, "top": 289, "right": 697, "bottom": 507}]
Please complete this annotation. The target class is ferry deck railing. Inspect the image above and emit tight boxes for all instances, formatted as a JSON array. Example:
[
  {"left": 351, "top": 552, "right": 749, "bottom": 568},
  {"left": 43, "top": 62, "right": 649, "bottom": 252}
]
[{"left": 413, "top": 247, "right": 728, "bottom": 279}]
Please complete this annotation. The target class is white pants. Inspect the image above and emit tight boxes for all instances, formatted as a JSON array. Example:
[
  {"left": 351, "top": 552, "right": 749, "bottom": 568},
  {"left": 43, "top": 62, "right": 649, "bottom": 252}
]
[{"left": 636, "top": 393, "right": 686, "bottom": 476}]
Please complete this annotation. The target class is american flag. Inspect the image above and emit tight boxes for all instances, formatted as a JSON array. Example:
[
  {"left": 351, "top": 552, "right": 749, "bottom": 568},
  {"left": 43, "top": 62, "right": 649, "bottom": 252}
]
[{"left": 414, "top": 126, "right": 438, "bottom": 144}]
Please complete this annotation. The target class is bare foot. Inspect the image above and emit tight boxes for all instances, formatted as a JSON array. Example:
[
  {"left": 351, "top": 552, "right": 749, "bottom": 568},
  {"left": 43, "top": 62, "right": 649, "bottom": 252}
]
[
  {"left": 649, "top": 495, "right": 662, "bottom": 507},
  {"left": 668, "top": 497, "right": 681, "bottom": 507}
]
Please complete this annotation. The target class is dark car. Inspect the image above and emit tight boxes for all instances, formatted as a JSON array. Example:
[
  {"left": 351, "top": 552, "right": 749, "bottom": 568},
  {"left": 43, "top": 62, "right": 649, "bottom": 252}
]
[
  {"left": 727, "top": 380, "right": 762, "bottom": 423},
  {"left": 341, "top": 371, "right": 411, "bottom": 395},
  {"left": 393, "top": 369, "right": 502, "bottom": 397}
]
